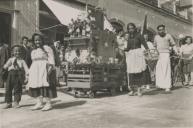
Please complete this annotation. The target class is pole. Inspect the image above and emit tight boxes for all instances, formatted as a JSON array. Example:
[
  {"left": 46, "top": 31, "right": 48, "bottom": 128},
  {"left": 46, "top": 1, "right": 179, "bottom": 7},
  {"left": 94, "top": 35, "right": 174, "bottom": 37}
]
[{"left": 86, "top": 0, "right": 88, "bottom": 12}]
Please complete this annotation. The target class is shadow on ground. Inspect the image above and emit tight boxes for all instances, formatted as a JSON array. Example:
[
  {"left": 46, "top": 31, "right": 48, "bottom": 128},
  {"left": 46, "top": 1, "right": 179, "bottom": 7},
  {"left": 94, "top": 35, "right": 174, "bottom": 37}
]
[
  {"left": 20, "top": 100, "right": 62, "bottom": 108},
  {"left": 53, "top": 100, "right": 86, "bottom": 109},
  {"left": 143, "top": 85, "right": 192, "bottom": 96},
  {"left": 59, "top": 86, "right": 129, "bottom": 99}
]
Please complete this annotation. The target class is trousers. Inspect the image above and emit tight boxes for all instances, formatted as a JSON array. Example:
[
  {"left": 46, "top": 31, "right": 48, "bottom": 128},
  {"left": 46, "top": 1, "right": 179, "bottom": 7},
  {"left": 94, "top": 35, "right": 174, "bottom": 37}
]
[{"left": 5, "top": 70, "right": 23, "bottom": 103}]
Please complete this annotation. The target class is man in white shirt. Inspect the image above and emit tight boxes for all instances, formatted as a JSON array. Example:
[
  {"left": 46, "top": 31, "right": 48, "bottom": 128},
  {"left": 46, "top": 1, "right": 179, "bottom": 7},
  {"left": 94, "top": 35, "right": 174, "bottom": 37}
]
[{"left": 154, "top": 24, "right": 177, "bottom": 92}]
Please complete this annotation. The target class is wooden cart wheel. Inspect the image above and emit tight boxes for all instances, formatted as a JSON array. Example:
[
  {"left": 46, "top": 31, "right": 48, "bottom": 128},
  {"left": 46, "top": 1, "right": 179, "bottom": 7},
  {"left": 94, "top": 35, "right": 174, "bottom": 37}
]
[
  {"left": 89, "top": 91, "right": 96, "bottom": 98},
  {"left": 74, "top": 91, "right": 78, "bottom": 98},
  {"left": 110, "top": 88, "right": 116, "bottom": 96},
  {"left": 84, "top": 91, "right": 87, "bottom": 95}
]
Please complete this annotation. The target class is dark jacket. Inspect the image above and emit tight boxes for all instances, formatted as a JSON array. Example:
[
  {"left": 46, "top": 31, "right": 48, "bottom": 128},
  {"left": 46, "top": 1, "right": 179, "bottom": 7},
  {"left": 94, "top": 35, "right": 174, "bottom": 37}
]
[{"left": 21, "top": 45, "right": 32, "bottom": 67}]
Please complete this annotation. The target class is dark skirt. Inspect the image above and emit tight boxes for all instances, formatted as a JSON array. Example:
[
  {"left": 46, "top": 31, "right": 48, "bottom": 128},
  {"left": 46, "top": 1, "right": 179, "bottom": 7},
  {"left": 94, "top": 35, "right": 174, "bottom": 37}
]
[
  {"left": 183, "top": 59, "right": 193, "bottom": 74},
  {"left": 129, "top": 67, "right": 151, "bottom": 86},
  {"left": 0, "top": 68, "right": 4, "bottom": 88},
  {"left": 28, "top": 69, "right": 57, "bottom": 98}
]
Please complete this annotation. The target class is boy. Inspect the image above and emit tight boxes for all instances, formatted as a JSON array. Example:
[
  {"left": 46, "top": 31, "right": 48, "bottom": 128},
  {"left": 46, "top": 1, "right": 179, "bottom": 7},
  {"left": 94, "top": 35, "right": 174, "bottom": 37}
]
[{"left": 3, "top": 45, "right": 28, "bottom": 109}]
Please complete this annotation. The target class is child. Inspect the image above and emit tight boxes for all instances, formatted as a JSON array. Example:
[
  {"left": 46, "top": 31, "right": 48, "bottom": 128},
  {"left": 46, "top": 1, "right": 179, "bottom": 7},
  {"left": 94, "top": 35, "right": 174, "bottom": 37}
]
[
  {"left": 3, "top": 45, "right": 28, "bottom": 109},
  {"left": 27, "top": 33, "right": 57, "bottom": 111},
  {"left": 180, "top": 36, "right": 193, "bottom": 86}
]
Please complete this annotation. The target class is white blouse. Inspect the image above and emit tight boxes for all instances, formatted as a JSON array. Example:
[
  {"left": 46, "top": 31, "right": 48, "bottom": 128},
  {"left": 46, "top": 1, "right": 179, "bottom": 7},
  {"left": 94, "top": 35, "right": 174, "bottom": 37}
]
[
  {"left": 31, "top": 45, "right": 55, "bottom": 66},
  {"left": 4, "top": 57, "right": 29, "bottom": 75},
  {"left": 180, "top": 43, "right": 193, "bottom": 58}
]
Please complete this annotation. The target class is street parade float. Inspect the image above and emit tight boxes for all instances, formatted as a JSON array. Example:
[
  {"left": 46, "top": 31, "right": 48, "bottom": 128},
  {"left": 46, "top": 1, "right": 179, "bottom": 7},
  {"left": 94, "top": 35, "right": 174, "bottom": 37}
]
[{"left": 63, "top": 8, "right": 127, "bottom": 98}]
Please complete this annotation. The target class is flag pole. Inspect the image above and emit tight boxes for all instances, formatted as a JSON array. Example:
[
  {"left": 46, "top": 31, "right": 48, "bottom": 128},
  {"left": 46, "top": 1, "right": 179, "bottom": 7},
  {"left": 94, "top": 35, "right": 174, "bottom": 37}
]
[
  {"left": 86, "top": 0, "right": 88, "bottom": 12},
  {"left": 141, "top": 14, "right": 147, "bottom": 35}
]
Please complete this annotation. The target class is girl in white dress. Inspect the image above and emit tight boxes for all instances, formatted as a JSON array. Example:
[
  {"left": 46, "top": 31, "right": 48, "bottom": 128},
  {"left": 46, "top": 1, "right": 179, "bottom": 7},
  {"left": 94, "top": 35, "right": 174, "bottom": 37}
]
[{"left": 27, "top": 33, "right": 57, "bottom": 111}]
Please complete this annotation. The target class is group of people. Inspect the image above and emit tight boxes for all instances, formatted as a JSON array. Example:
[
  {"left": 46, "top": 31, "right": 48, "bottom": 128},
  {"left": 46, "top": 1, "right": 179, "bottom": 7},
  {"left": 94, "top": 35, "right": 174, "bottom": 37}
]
[
  {"left": 0, "top": 22, "right": 193, "bottom": 111},
  {"left": 0, "top": 33, "right": 59, "bottom": 111},
  {"left": 117, "top": 22, "right": 193, "bottom": 96}
]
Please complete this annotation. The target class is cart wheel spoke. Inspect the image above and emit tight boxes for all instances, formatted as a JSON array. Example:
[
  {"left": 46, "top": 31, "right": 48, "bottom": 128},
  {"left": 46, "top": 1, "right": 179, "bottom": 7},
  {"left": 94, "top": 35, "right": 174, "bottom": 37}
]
[{"left": 110, "top": 88, "right": 116, "bottom": 96}]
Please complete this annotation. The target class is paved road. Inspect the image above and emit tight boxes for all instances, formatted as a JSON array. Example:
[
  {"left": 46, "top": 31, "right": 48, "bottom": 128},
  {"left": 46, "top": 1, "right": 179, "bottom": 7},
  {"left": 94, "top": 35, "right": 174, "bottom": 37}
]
[{"left": 0, "top": 86, "right": 193, "bottom": 128}]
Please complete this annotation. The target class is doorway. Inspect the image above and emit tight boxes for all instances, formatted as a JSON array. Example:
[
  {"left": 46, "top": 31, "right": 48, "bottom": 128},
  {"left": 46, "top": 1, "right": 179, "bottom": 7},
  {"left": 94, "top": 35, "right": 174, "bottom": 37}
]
[{"left": 0, "top": 12, "right": 11, "bottom": 46}]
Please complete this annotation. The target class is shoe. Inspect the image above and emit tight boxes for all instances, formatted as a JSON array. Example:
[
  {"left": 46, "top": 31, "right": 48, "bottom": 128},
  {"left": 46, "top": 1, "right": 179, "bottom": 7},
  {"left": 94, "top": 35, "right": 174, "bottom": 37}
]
[
  {"left": 163, "top": 88, "right": 172, "bottom": 94},
  {"left": 41, "top": 104, "right": 52, "bottom": 111},
  {"left": 146, "top": 85, "right": 150, "bottom": 90},
  {"left": 137, "top": 92, "right": 143, "bottom": 97},
  {"left": 184, "top": 82, "right": 189, "bottom": 86},
  {"left": 188, "top": 82, "right": 193, "bottom": 86},
  {"left": 128, "top": 91, "right": 134, "bottom": 96},
  {"left": 13, "top": 102, "right": 20, "bottom": 108},
  {"left": 30, "top": 103, "right": 43, "bottom": 110},
  {"left": 165, "top": 88, "right": 171, "bottom": 92},
  {"left": 137, "top": 89, "right": 143, "bottom": 97},
  {"left": 3, "top": 103, "right": 12, "bottom": 109}
]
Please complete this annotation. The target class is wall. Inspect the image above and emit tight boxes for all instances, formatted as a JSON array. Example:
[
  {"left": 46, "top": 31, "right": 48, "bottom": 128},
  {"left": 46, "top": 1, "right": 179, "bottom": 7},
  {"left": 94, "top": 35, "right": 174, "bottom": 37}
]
[
  {"left": 14, "top": 0, "right": 39, "bottom": 45},
  {"left": 0, "top": 0, "right": 14, "bottom": 10},
  {"left": 98, "top": 0, "right": 192, "bottom": 38},
  {"left": 0, "top": 0, "right": 15, "bottom": 46}
]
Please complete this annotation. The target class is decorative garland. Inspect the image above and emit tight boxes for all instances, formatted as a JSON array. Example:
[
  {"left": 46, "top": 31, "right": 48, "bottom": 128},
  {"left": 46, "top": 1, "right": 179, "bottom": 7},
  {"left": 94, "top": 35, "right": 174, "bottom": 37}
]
[{"left": 68, "top": 9, "right": 96, "bottom": 37}]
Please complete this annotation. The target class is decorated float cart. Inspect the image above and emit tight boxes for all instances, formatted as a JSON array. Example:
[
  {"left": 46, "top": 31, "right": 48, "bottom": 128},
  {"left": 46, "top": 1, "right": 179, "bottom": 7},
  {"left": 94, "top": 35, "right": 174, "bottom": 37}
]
[{"left": 63, "top": 8, "right": 127, "bottom": 98}]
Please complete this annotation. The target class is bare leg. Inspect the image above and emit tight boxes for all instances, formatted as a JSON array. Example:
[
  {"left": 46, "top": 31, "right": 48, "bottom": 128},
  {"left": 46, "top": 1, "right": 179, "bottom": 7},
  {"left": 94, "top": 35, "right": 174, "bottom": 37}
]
[
  {"left": 184, "top": 73, "right": 189, "bottom": 85},
  {"left": 137, "top": 87, "right": 142, "bottom": 97},
  {"left": 189, "top": 72, "right": 193, "bottom": 85},
  {"left": 42, "top": 97, "right": 52, "bottom": 111},
  {"left": 31, "top": 96, "right": 43, "bottom": 110}
]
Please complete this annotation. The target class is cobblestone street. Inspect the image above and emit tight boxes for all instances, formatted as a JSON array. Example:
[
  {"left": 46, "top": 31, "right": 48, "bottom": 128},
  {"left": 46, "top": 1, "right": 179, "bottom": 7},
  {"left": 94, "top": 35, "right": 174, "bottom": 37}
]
[{"left": 0, "top": 86, "right": 193, "bottom": 128}]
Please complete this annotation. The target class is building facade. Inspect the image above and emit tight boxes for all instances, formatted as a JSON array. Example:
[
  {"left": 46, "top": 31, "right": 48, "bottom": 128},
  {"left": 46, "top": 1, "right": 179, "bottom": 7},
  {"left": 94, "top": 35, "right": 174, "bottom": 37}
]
[
  {"left": 98, "top": 0, "right": 192, "bottom": 40},
  {"left": 0, "top": 0, "right": 38, "bottom": 46}
]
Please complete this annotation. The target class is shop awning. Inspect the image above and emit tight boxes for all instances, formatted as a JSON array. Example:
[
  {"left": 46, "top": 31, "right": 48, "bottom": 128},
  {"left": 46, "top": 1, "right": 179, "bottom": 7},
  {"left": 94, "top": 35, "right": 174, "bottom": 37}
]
[{"left": 42, "top": 0, "right": 82, "bottom": 25}]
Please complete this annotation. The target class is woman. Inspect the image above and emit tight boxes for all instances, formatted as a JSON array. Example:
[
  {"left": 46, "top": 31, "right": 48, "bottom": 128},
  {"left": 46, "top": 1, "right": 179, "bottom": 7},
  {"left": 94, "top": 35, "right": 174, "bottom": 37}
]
[
  {"left": 124, "top": 23, "right": 149, "bottom": 96},
  {"left": 27, "top": 33, "right": 57, "bottom": 111},
  {"left": 180, "top": 36, "right": 193, "bottom": 86}
]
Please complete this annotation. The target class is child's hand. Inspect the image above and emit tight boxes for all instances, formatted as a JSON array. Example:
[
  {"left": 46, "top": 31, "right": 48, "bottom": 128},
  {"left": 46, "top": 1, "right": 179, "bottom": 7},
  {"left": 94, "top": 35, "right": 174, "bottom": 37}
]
[
  {"left": 25, "top": 85, "right": 29, "bottom": 91},
  {"left": 47, "top": 65, "right": 54, "bottom": 75}
]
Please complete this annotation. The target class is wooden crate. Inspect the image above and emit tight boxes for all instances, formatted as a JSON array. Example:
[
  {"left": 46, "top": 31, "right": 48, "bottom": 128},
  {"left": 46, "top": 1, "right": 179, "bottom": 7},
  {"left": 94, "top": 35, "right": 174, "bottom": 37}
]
[{"left": 64, "top": 33, "right": 127, "bottom": 98}]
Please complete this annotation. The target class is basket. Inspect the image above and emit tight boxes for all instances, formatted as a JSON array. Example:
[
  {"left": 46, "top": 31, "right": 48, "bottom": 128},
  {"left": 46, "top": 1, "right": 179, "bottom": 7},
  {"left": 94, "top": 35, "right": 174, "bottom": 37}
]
[
  {"left": 144, "top": 49, "right": 159, "bottom": 61},
  {"left": 144, "top": 49, "right": 159, "bottom": 71}
]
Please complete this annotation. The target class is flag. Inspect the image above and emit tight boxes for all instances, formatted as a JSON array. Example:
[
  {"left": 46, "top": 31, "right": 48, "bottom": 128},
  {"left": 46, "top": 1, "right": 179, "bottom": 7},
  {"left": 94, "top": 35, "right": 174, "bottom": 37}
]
[
  {"left": 141, "top": 14, "right": 148, "bottom": 35},
  {"left": 104, "top": 16, "right": 114, "bottom": 31}
]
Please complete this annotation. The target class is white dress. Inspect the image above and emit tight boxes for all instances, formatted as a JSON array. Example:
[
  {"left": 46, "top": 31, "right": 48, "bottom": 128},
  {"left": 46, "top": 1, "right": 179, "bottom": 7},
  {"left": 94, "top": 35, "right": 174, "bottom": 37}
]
[{"left": 27, "top": 45, "right": 55, "bottom": 88}]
